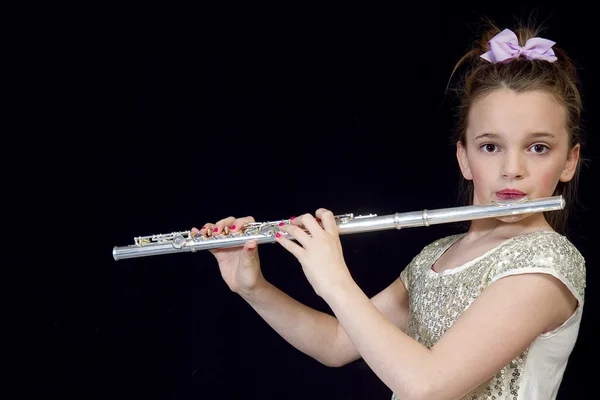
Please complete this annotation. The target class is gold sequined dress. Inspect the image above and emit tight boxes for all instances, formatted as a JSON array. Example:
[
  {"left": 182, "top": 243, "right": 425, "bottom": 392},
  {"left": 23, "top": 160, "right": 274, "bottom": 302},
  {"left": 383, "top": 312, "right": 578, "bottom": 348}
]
[{"left": 392, "top": 231, "right": 586, "bottom": 400}]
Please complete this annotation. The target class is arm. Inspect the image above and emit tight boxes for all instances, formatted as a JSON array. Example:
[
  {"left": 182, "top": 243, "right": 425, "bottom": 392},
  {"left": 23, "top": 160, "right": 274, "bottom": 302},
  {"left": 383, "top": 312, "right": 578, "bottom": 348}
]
[
  {"left": 240, "top": 276, "right": 409, "bottom": 367},
  {"left": 325, "top": 272, "right": 578, "bottom": 400}
]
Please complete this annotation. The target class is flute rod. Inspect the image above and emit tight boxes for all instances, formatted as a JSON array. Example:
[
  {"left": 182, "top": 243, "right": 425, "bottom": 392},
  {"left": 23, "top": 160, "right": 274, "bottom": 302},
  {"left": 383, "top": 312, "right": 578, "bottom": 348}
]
[{"left": 112, "top": 195, "right": 565, "bottom": 261}]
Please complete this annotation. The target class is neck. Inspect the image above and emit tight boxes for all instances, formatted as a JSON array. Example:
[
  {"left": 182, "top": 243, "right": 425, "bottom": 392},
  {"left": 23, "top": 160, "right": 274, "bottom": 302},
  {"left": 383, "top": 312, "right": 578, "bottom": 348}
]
[{"left": 465, "top": 213, "right": 553, "bottom": 241}]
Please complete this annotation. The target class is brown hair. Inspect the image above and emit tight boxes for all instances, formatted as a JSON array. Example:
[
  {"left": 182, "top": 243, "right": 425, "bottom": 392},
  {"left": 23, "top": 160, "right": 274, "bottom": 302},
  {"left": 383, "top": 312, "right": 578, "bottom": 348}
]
[{"left": 447, "top": 19, "right": 584, "bottom": 235}]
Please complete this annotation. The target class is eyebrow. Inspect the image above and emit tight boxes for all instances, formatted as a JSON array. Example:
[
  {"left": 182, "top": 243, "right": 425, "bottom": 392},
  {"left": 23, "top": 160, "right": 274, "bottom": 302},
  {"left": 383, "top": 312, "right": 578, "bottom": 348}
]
[{"left": 473, "top": 132, "right": 558, "bottom": 141}]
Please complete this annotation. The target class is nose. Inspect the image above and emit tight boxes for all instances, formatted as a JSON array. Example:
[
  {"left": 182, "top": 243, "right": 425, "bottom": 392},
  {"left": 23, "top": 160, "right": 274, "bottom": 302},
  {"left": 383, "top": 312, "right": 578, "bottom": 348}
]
[{"left": 501, "top": 151, "right": 525, "bottom": 180}]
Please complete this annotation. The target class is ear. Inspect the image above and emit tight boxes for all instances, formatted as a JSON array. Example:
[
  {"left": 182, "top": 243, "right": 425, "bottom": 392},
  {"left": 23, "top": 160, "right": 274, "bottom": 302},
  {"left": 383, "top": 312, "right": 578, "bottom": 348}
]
[
  {"left": 456, "top": 141, "right": 473, "bottom": 180},
  {"left": 560, "top": 143, "right": 580, "bottom": 182}
]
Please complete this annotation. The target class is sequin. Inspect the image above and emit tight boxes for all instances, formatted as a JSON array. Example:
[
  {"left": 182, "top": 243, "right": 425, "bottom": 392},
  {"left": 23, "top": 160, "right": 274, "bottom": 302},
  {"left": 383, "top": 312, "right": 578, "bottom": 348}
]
[{"left": 391, "top": 231, "right": 585, "bottom": 399}]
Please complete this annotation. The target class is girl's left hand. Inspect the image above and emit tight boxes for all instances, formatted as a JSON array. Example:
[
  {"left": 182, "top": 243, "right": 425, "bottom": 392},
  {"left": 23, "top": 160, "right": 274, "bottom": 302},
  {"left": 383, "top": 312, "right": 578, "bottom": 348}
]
[{"left": 275, "top": 208, "right": 354, "bottom": 298}]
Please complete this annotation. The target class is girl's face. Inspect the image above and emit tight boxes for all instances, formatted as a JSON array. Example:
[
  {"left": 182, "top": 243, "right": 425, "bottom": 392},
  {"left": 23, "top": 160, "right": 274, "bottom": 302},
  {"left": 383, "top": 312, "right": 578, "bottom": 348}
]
[{"left": 457, "top": 88, "right": 579, "bottom": 223}]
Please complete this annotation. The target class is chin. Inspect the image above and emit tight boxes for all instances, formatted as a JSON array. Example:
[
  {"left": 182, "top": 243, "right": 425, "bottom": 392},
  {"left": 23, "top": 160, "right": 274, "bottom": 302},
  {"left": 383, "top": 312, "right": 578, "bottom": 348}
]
[{"left": 496, "top": 213, "right": 534, "bottom": 223}]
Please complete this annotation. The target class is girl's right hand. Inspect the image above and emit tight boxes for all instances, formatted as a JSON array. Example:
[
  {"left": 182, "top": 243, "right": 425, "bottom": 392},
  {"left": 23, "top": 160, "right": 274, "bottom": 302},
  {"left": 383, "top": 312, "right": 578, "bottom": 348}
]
[{"left": 192, "top": 216, "right": 266, "bottom": 296}]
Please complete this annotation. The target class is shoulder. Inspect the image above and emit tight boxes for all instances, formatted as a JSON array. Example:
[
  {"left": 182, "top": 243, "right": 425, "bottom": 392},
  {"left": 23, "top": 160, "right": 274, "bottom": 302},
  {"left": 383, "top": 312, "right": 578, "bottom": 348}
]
[{"left": 486, "top": 231, "right": 586, "bottom": 304}]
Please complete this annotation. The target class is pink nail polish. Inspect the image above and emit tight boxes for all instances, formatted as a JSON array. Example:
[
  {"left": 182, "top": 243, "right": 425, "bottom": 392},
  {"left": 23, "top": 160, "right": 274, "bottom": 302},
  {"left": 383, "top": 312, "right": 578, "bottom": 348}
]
[
  {"left": 276, "top": 233, "right": 281, "bottom": 238},
  {"left": 230, "top": 225, "right": 236, "bottom": 230},
  {"left": 278, "top": 222, "right": 285, "bottom": 226},
  {"left": 213, "top": 227, "right": 218, "bottom": 232},
  {"left": 290, "top": 216, "right": 296, "bottom": 220}
]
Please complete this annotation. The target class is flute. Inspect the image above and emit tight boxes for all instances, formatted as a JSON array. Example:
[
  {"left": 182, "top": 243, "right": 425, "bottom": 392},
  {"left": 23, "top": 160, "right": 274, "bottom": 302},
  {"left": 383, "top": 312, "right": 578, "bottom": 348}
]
[{"left": 112, "top": 196, "right": 565, "bottom": 261}]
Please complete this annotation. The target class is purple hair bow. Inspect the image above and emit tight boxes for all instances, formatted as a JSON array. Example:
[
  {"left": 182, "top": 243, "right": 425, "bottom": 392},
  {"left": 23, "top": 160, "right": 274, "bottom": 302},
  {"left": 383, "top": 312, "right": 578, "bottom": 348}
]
[{"left": 481, "top": 28, "right": 557, "bottom": 63}]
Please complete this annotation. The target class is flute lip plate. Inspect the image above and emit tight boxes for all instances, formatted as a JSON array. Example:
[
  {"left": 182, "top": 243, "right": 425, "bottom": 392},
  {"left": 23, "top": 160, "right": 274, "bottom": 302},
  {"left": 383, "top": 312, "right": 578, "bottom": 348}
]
[{"left": 491, "top": 196, "right": 529, "bottom": 206}]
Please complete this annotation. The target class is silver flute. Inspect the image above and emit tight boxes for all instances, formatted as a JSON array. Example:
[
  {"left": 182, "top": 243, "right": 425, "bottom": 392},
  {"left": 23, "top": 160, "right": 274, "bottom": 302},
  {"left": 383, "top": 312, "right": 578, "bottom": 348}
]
[{"left": 113, "top": 196, "right": 564, "bottom": 261}]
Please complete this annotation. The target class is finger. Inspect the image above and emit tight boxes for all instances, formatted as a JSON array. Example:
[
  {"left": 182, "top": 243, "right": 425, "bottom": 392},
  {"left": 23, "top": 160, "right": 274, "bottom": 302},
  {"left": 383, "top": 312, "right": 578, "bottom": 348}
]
[
  {"left": 315, "top": 208, "right": 338, "bottom": 236},
  {"left": 278, "top": 223, "right": 312, "bottom": 247},
  {"left": 229, "top": 216, "right": 256, "bottom": 233},
  {"left": 192, "top": 223, "right": 214, "bottom": 237},
  {"left": 274, "top": 230, "right": 305, "bottom": 259},
  {"left": 240, "top": 240, "right": 259, "bottom": 259},
  {"left": 213, "top": 216, "right": 236, "bottom": 235},
  {"left": 290, "top": 213, "right": 323, "bottom": 236}
]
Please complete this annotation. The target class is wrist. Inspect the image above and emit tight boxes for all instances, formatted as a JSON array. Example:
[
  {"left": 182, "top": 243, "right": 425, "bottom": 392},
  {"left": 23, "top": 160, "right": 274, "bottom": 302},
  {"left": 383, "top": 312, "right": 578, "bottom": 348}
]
[
  {"left": 238, "top": 278, "right": 271, "bottom": 303},
  {"left": 320, "top": 274, "right": 358, "bottom": 304}
]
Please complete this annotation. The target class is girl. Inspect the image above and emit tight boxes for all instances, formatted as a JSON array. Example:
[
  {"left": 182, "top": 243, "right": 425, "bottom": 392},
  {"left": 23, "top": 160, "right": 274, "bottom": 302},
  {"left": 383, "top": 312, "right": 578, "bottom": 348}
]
[{"left": 194, "top": 21, "right": 586, "bottom": 400}]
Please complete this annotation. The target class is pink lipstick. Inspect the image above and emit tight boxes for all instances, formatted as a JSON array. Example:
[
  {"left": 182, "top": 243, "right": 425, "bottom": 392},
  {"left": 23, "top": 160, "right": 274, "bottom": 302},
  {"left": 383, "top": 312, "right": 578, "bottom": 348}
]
[{"left": 496, "top": 189, "right": 526, "bottom": 200}]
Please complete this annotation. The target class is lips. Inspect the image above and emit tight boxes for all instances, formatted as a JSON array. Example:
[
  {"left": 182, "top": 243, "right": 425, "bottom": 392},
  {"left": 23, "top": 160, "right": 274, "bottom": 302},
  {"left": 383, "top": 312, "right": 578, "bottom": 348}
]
[{"left": 496, "top": 189, "right": 526, "bottom": 200}]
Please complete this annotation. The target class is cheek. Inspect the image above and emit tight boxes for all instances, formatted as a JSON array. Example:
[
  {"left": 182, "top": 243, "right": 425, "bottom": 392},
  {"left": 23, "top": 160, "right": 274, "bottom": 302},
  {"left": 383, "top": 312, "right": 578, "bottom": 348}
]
[
  {"left": 469, "top": 166, "right": 494, "bottom": 199},
  {"left": 537, "top": 168, "right": 563, "bottom": 191},
  {"left": 469, "top": 159, "right": 493, "bottom": 183},
  {"left": 537, "top": 154, "right": 568, "bottom": 183}
]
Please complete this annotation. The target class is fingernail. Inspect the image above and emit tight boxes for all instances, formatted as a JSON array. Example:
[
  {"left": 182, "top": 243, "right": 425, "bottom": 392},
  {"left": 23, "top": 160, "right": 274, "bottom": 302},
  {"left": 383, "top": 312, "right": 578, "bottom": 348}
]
[
  {"left": 247, "top": 246, "right": 255, "bottom": 251},
  {"left": 276, "top": 233, "right": 281, "bottom": 238},
  {"left": 213, "top": 227, "right": 218, "bottom": 232},
  {"left": 278, "top": 222, "right": 285, "bottom": 226},
  {"left": 230, "top": 225, "right": 236, "bottom": 230},
  {"left": 290, "top": 216, "right": 296, "bottom": 220}
]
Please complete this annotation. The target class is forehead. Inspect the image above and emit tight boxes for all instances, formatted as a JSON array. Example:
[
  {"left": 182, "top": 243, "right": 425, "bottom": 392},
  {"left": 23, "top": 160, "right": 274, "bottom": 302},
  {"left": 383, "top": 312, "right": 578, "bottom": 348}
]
[{"left": 467, "top": 89, "right": 567, "bottom": 139}]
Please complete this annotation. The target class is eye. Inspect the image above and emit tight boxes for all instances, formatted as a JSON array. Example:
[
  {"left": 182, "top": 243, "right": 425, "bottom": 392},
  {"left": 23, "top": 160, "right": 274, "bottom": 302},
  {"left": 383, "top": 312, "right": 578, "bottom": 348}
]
[
  {"left": 530, "top": 144, "right": 550, "bottom": 154},
  {"left": 480, "top": 143, "right": 499, "bottom": 153}
]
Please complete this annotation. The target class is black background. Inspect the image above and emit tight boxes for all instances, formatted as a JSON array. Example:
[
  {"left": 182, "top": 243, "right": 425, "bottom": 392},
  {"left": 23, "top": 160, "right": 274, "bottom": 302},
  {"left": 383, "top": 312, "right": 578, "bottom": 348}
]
[{"left": 43, "top": 2, "right": 598, "bottom": 399}]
